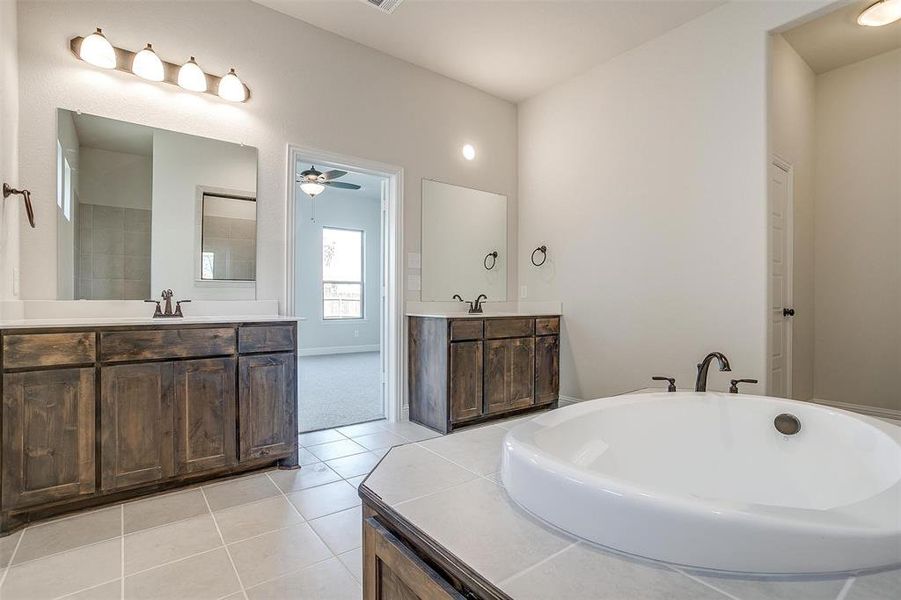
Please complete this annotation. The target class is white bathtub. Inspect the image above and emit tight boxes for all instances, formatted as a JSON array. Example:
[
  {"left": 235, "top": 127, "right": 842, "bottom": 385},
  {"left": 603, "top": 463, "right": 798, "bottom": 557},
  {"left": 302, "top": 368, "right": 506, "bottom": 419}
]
[{"left": 500, "top": 392, "right": 901, "bottom": 574}]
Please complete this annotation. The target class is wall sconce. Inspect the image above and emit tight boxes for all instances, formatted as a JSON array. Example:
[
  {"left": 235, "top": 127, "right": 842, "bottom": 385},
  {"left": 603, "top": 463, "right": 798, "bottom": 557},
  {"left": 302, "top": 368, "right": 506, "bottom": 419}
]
[{"left": 70, "top": 29, "right": 251, "bottom": 102}]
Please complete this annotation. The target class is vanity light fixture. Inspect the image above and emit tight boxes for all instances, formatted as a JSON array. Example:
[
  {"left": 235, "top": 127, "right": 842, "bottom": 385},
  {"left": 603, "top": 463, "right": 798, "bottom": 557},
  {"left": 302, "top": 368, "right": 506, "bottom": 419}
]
[
  {"left": 132, "top": 43, "right": 164, "bottom": 81},
  {"left": 78, "top": 28, "right": 116, "bottom": 69},
  {"left": 858, "top": 0, "right": 901, "bottom": 26},
  {"left": 70, "top": 29, "right": 250, "bottom": 102},
  {"left": 462, "top": 144, "right": 476, "bottom": 161},
  {"left": 177, "top": 57, "right": 207, "bottom": 92}
]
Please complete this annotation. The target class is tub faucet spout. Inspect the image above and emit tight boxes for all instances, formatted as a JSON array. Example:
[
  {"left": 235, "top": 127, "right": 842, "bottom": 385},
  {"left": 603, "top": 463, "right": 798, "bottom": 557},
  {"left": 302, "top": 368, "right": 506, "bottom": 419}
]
[{"left": 695, "top": 352, "right": 731, "bottom": 392}]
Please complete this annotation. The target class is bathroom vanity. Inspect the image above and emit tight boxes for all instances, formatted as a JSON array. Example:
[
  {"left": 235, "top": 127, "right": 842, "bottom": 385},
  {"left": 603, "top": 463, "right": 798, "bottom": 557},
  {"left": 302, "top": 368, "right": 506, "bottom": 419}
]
[
  {"left": 0, "top": 317, "right": 298, "bottom": 534},
  {"left": 407, "top": 314, "right": 560, "bottom": 433}
]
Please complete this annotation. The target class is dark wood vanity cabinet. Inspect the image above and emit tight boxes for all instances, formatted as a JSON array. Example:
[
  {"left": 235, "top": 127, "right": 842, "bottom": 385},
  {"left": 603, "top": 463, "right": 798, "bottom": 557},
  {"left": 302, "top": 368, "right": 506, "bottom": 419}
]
[
  {"left": 0, "top": 321, "right": 298, "bottom": 533},
  {"left": 409, "top": 315, "right": 560, "bottom": 433}
]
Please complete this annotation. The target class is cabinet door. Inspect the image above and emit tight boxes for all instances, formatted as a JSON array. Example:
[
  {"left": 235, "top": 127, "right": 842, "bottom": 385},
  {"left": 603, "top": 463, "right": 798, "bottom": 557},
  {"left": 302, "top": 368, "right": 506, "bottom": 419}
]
[
  {"left": 100, "top": 363, "right": 175, "bottom": 491},
  {"left": 534, "top": 335, "right": 560, "bottom": 404},
  {"left": 174, "top": 358, "right": 237, "bottom": 475},
  {"left": 238, "top": 354, "right": 296, "bottom": 461},
  {"left": 448, "top": 341, "right": 482, "bottom": 423},
  {"left": 2, "top": 369, "right": 95, "bottom": 510},
  {"left": 363, "top": 517, "right": 465, "bottom": 600},
  {"left": 484, "top": 337, "right": 535, "bottom": 415}
]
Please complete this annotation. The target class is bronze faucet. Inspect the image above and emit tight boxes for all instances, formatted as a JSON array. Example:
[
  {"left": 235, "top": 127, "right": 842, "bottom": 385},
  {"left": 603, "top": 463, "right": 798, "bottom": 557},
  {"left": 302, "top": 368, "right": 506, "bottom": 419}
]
[
  {"left": 695, "top": 352, "right": 731, "bottom": 392},
  {"left": 452, "top": 294, "right": 487, "bottom": 314},
  {"left": 145, "top": 289, "right": 191, "bottom": 318}
]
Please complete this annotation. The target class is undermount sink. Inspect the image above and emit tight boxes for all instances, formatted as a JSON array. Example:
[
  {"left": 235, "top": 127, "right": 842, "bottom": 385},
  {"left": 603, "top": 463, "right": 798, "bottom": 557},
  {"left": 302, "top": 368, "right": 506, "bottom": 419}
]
[{"left": 500, "top": 392, "right": 901, "bottom": 575}]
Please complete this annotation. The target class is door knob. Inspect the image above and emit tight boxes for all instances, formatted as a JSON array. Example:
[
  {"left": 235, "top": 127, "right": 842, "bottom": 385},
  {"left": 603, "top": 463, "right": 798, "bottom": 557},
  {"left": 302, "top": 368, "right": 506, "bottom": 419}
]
[{"left": 783, "top": 308, "right": 795, "bottom": 317}]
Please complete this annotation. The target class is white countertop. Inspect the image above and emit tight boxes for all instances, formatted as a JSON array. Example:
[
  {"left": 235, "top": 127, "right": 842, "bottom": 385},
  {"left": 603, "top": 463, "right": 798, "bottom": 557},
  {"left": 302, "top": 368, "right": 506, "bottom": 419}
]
[
  {"left": 361, "top": 415, "right": 899, "bottom": 599},
  {"left": 406, "top": 311, "right": 560, "bottom": 319},
  {"left": 0, "top": 315, "right": 303, "bottom": 329}
]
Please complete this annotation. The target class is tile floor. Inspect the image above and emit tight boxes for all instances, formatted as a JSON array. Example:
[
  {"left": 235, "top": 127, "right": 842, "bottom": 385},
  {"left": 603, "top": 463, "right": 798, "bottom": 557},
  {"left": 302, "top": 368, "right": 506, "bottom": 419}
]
[{"left": 0, "top": 418, "right": 440, "bottom": 600}]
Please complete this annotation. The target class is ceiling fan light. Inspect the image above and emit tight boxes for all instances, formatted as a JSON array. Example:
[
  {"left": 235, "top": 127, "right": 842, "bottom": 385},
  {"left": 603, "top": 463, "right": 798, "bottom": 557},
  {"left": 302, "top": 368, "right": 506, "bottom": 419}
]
[
  {"left": 132, "top": 43, "right": 164, "bottom": 81},
  {"left": 177, "top": 57, "right": 207, "bottom": 92},
  {"left": 218, "top": 68, "right": 247, "bottom": 102},
  {"left": 79, "top": 28, "right": 116, "bottom": 69},
  {"left": 858, "top": 0, "right": 901, "bottom": 26},
  {"left": 300, "top": 182, "right": 325, "bottom": 198}
]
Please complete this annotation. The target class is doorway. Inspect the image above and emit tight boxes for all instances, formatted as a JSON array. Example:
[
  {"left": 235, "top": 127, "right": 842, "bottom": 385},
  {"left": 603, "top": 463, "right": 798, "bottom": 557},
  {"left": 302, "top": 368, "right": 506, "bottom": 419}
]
[{"left": 286, "top": 146, "right": 403, "bottom": 432}]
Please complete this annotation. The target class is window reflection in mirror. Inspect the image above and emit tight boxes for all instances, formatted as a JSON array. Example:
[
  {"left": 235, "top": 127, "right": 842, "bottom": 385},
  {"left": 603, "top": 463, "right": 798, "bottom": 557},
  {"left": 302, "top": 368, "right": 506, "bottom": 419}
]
[{"left": 200, "top": 193, "right": 257, "bottom": 281}]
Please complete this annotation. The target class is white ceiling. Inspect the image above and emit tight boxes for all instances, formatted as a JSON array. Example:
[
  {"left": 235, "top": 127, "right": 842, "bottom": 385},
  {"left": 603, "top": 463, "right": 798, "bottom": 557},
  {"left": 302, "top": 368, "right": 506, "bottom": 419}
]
[
  {"left": 72, "top": 112, "right": 154, "bottom": 156},
  {"left": 783, "top": 0, "right": 901, "bottom": 74},
  {"left": 253, "top": 0, "right": 723, "bottom": 102}
]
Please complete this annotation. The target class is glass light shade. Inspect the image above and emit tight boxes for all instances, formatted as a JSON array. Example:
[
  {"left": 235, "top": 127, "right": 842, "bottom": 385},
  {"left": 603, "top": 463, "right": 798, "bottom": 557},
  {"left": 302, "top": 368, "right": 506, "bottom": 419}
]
[
  {"left": 462, "top": 144, "right": 476, "bottom": 160},
  {"left": 218, "top": 68, "right": 247, "bottom": 102},
  {"left": 300, "top": 182, "right": 325, "bottom": 197},
  {"left": 177, "top": 57, "right": 207, "bottom": 92},
  {"left": 858, "top": 0, "right": 901, "bottom": 26},
  {"left": 132, "top": 44, "right": 164, "bottom": 81},
  {"left": 79, "top": 28, "right": 116, "bottom": 69}
]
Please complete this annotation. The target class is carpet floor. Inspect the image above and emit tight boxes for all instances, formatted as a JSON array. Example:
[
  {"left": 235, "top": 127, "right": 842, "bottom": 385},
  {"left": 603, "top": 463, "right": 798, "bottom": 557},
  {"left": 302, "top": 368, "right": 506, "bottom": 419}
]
[{"left": 298, "top": 351, "right": 384, "bottom": 432}]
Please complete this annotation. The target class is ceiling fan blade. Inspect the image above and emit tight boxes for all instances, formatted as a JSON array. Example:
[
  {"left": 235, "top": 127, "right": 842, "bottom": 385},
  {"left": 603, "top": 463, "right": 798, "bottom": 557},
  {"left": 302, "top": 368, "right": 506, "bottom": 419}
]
[
  {"left": 323, "top": 181, "right": 362, "bottom": 190},
  {"left": 321, "top": 170, "right": 348, "bottom": 181}
]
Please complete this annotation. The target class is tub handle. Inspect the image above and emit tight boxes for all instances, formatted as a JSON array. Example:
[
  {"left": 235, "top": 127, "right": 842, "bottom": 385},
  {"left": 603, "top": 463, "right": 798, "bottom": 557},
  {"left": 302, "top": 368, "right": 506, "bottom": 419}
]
[
  {"left": 729, "top": 378, "right": 758, "bottom": 394},
  {"left": 652, "top": 376, "right": 677, "bottom": 392}
]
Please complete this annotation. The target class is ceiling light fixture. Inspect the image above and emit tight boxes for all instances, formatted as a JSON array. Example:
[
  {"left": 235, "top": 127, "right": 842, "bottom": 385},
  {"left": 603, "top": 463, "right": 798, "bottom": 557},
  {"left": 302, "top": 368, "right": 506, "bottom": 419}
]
[
  {"left": 858, "top": 0, "right": 901, "bottom": 26},
  {"left": 218, "top": 68, "right": 247, "bottom": 103},
  {"left": 78, "top": 28, "right": 116, "bottom": 69},
  {"left": 300, "top": 181, "right": 326, "bottom": 198},
  {"left": 462, "top": 144, "right": 476, "bottom": 161},
  {"left": 177, "top": 57, "right": 207, "bottom": 92},
  {"left": 132, "top": 43, "right": 164, "bottom": 81}
]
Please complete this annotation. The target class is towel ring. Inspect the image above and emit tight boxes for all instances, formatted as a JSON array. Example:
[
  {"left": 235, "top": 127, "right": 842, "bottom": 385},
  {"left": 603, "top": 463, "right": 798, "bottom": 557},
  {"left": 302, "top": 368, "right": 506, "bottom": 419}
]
[
  {"left": 531, "top": 245, "right": 547, "bottom": 267},
  {"left": 483, "top": 251, "right": 498, "bottom": 271}
]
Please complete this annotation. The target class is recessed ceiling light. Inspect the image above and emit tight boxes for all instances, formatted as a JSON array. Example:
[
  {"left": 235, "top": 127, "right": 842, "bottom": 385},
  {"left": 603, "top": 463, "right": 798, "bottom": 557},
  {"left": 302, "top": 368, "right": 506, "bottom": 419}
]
[
  {"left": 462, "top": 144, "right": 476, "bottom": 161},
  {"left": 858, "top": 0, "right": 901, "bottom": 26}
]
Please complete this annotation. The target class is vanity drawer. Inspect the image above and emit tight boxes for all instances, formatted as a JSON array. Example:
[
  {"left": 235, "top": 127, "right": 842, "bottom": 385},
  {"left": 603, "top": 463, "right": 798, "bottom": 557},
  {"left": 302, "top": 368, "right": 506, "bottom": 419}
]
[
  {"left": 449, "top": 319, "right": 483, "bottom": 341},
  {"left": 238, "top": 325, "right": 295, "bottom": 354},
  {"left": 484, "top": 318, "right": 534, "bottom": 339},
  {"left": 100, "top": 328, "right": 236, "bottom": 362},
  {"left": 535, "top": 317, "right": 560, "bottom": 336},
  {"left": 3, "top": 332, "right": 96, "bottom": 369}
]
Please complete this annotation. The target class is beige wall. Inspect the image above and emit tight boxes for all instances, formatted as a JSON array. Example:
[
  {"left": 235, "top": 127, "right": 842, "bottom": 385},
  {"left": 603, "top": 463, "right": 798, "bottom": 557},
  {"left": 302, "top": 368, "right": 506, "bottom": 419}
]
[
  {"left": 769, "top": 34, "right": 816, "bottom": 401},
  {"left": 0, "top": 0, "right": 20, "bottom": 311},
  {"left": 16, "top": 0, "right": 518, "bottom": 309},
  {"left": 813, "top": 48, "right": 901, "bottom": 412}
]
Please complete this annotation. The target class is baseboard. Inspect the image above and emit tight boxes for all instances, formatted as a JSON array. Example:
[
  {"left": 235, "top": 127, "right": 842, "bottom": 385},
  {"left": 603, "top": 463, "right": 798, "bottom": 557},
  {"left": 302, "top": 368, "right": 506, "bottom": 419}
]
[
  {"left": 400, "top": 404, "right": 409, "bottom": 422},
  {"left": 558, "top": 394, "right": 584, "bottom": 405},
  {"left": 811, "top": 398, "right": 901, "bottom": 422},
  {"left": 297, "top": 344, "right": 379, "bottom": 357}
]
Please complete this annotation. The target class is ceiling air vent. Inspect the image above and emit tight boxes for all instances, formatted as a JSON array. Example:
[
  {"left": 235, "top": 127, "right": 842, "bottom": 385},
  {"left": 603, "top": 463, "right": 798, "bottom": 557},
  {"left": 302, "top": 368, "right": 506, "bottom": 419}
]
[{"left": 361, "top": 0, "right": 405, "bottom": 14}]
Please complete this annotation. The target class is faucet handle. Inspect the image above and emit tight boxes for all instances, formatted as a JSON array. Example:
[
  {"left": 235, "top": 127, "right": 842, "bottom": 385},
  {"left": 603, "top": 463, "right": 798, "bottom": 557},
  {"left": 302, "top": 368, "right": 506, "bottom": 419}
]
[
  {"left": 174, "top": 299, "right": 191, "bottom": 318},
  {"left": 144, "top": 299, "right": 163, "bottom": 317},
  {"left": 729, "top": 378, "right": 758, "bottom": 394},
  {"left": 652, "top": 376, "right": 677, "bottom": 392}
]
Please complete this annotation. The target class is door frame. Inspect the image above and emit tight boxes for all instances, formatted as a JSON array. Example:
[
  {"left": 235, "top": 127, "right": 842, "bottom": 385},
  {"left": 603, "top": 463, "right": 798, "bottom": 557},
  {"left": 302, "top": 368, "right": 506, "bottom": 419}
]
[
  {"left": 768, "top": 155, "right": 793, "bottom": 397},
  {"left": 285, "top": 144, "right": 404, "bottom": 423}
]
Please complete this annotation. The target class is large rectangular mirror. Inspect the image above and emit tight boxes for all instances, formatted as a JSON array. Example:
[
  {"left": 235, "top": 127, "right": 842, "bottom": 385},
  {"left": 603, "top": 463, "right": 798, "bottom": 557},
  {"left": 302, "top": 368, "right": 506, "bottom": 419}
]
[
  {"left": 421, "top": 179, "right": 507, "bottom": 302},
  {"left": 56, "top": 109, "right": 258, "bottom": 300}
]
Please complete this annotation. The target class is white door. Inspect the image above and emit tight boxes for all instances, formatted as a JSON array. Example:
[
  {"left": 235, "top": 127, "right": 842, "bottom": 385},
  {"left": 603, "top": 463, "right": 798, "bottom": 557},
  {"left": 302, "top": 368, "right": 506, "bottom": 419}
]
[{"left": 769, "top": 159, "right": 793, "bottom": 398}]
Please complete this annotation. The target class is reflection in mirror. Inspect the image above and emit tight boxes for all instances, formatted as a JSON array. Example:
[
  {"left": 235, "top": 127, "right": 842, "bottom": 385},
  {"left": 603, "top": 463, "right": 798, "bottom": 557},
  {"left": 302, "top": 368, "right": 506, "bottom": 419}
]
[
  {"left": 56, "top": 109, "right": 258, "bottom": 300},
  {"left": 421, "top": 179, "right": 507, "bottom": 302}
]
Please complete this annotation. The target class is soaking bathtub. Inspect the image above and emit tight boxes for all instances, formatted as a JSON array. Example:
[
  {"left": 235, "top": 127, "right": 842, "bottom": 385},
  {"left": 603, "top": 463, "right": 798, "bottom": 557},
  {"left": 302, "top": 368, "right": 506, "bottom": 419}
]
[{"left": 500, "top": 392, "right": 901, "bottom": 574}]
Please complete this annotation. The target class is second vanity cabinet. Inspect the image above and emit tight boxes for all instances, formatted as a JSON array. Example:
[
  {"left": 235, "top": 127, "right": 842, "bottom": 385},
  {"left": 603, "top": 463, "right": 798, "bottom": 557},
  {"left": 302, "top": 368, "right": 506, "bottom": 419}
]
[{"left": 409, "top": 315, "right": 560, "bottom": 433}]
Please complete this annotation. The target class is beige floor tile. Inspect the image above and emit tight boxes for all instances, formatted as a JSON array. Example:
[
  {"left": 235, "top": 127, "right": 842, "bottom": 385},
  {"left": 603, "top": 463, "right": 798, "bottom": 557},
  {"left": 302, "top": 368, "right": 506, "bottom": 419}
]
[
  {"left": 370, "top": 447, "right": 390, "bottom": 459},
  {"left": 325, "top": 452, "right": 381, "bottom": 479},
  {"left": 846, "top": 569, "right": 901, "bottom": 600},
  {"left": 350, "top": 431, "right": 407, "bottom": 451},
  {"left": 335, "top": 420, "right": 387, "bottom": 438},
  {"left": 337, "top": 548, "right": 363, "bottom": 583},
  {"left": 123, "top": 488, "right": 209, "bottom": 534},
  {"left": 220, "top": 593, "right": 246, "bottom": 600},
  {"left": 245, "top": 557, "right": 361, "bottom": 600},
  {"left": 362, "top": 444, "right": 477, "bottom": 505},
  {"left": 1, "top": 539, "right": 121, "bottom": 600},
  {"left": 299, "top": 447, "right": 322, "bottom": 465},
  {"left": 419, "top": 425, "right": 507, "bottom": 475},
  {"left": 381, "top": 420, "right": 442, "bottom": 442},
  {"left": 268, "top": 462, "right": 341, "bottom": 492},
  {"left": 287, "top": 480, "right": 361, "bottom": 520},
  {"left": 125, "top": 548, "right": 241, "bottom": 600},
  {"left": 306, "top": 439, "right": 368, "bottom": 461},
  {"left": 298, "top": 429, "right": 346, "bottom": 446},
  {"left": 214, "top": 495, "right": 304, "bottom": 543},
  {"left": 346, "top": 475, "right": 367, "bottom": 488},
  {"left": 13, "top": 507, "right": 121, "bottom": 565},
  {"left": 308, "top": 507, "right": 362, "bottom": 555},
  {"left": 0, "top": 530, "right": 22, "bottom": 568},
  {"left": 228, "top": 523, "right": 331, "bottom": 588},
  {"left": 693, "top": 572, "right": 849, "bottom": 600},
  {"left": 203, "top": 473, "right": 281, "bottom": 512},
  {"left": 60, "top": 579, "right": 122, "bottom": 600},
  {"left": 125, "top": 514, "right": 221, "bottom": 575}
]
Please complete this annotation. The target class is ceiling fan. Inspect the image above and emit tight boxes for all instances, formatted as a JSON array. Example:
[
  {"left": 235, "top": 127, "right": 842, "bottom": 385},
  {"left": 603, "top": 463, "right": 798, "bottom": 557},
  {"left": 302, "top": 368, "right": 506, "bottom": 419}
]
[{"left": 296, "top": 165, "right": 362, "bottom": 198}]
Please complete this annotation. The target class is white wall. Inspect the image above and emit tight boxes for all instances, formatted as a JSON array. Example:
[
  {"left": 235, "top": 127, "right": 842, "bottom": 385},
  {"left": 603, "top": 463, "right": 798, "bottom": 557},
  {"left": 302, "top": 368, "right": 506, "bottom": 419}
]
[
  {"left": 79, "top": 147, "right": 151, "bottom": 210},
  {"left": 517, "top": 1, "right": 830, "bottom": 399},
  {"left": 813, "top": 48, "right": 900, "bottom": 412},
  {"left": 56, "top": 108, "right": 78, "bottom": 300},
  {"left": 151, "top": 129, "right": 256, "bottom": 300},
  {"left": 294, "top": 185, "right": 382, "bottom": 353},
  {"left": 769, "top": 34, "right": 816, "bottom": 401},
  {"left": 0, "top": 0, "right": 20, "bottom": 312},
  {"left": 16, "top": 0, "right": 517, "bottom": 310}
]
